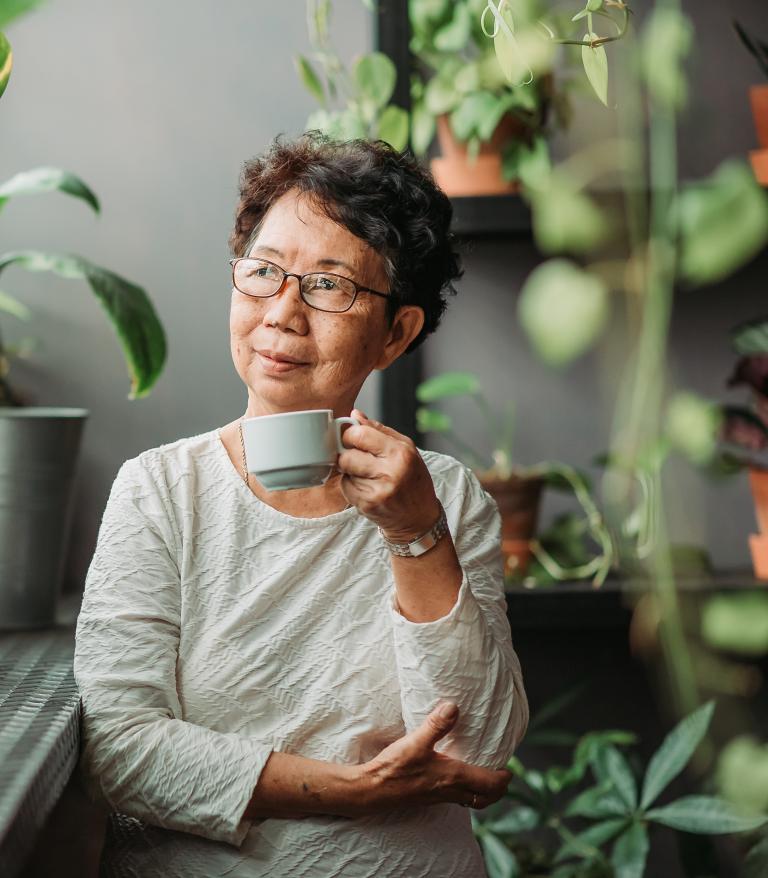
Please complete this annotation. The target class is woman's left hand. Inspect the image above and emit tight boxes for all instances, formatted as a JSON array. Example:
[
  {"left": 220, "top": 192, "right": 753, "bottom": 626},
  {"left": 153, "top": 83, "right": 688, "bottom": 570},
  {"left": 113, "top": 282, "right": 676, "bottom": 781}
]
[{"left": 337, "top": 409, "right": 441, "bottom": 541}]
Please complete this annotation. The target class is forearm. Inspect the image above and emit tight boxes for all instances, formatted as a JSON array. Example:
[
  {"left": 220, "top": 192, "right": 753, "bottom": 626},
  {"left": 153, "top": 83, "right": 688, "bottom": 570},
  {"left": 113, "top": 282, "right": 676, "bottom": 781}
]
[{"left": 243, "top": 751, "right": 368, "bottom": 820}]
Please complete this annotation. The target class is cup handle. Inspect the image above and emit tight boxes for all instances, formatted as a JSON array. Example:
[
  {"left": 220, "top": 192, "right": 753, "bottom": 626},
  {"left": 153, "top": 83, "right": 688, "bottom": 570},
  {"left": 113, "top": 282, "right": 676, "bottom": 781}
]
[{"left": 334, "top": 417, "right": 359, "bottom": 454}]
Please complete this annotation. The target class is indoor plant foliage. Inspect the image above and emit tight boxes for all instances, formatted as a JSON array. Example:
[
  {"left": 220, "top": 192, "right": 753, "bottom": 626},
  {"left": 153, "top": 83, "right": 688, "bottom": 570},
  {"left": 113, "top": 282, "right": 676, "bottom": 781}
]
[
  {"left": 473, "top": 697, "right": 766, "bottom": 878},
  {"left": 296, "top": 0, "right": 409, "bottom": 151},
  {"left": 415, "top": 370, "right": 614, "bottom": 585},
  {"left": 408, "top": 0, "right": 565, "bottom": 195}
]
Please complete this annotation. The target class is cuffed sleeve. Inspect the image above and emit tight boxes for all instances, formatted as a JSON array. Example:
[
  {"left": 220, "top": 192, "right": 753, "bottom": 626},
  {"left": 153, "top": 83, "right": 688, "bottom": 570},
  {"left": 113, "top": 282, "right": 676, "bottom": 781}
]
[
  {"left": 389, "top": 465, "right": 529, "bottom": 769},
  {"left": 73, "top": 457, "right": 274, "bottom": 848}
]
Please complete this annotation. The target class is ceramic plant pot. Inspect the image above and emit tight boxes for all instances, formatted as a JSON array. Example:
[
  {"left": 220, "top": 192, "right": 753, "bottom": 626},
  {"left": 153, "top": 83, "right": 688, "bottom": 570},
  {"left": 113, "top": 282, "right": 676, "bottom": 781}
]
[
  {"left": 430, "top": 114, "right": 523, "bottom": 197},
  {"left": 479, "top": 472, "right": 545, "bottom": 577},
  {"left": 0, "top": 407, "right": 88, "bottom": 629},
  {"left": 748, "top": 467, "right": 768, "bottom": 581},
  {"left": 749, "top": 85, "right": 768, "bottom": 186}
]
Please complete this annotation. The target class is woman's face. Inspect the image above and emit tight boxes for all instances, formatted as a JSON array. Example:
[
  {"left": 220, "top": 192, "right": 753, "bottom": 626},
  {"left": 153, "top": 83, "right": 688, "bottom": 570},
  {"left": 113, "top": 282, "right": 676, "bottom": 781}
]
[{"left": 230, "top": 188, "right": 424, "bottom": 417}]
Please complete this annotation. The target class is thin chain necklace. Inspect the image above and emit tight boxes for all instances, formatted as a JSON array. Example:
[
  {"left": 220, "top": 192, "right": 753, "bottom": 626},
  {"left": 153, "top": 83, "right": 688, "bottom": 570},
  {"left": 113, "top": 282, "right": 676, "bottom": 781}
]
[{"left": 237, "top": 418, "right": 352, "bottom": 511}]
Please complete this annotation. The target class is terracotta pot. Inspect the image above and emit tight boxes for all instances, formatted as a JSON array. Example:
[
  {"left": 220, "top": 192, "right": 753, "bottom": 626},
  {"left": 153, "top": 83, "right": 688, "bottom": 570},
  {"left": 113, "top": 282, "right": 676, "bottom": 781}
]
[
  {"left": 750, "top": 84, "right": 768, "bottom": 150},
  {"left": 750, "top": 149, "right": 768, "bottom": 187},
  {"left": 748, "top": 467, "right": 768, "bottom": 581},
  {"left": 479, "top": 473, "right": 545, "bottom": 577},
  {"left": 430, "top": 114, "right": 522, "bottom": 197}
]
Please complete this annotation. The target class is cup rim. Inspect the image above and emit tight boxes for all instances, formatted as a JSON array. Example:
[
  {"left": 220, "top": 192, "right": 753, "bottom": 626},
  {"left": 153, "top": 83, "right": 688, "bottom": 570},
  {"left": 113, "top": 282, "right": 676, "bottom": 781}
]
[{"left": 242, "top": 409, "right": 333, "bottom": 423}]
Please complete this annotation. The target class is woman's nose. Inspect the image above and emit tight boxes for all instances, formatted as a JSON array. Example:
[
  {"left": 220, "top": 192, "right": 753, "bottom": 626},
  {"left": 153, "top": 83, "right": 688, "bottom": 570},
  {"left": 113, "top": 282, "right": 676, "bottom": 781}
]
[{"left": 261, "top": 275, "right": 308, "bottom": 330}]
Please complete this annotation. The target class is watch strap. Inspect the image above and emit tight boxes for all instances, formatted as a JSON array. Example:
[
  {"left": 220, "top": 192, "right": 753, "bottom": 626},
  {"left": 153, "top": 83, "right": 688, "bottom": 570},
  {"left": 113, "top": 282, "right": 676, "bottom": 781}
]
[{"left": 379, "top": 502, "right": 449, "bottom": 557}]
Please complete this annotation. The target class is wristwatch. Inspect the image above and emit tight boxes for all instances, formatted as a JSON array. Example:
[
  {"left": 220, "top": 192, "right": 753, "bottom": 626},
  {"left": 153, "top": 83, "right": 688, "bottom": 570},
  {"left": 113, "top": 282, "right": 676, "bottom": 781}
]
[{"left": 378, "top": 502, "right": 449, "bottom": 557}]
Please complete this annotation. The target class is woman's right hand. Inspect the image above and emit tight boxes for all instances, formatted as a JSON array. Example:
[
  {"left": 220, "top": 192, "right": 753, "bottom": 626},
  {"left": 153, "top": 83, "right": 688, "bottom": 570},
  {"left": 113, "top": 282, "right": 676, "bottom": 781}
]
[{"left": 358, "top": 701, "right": 512, "bottom": 813}]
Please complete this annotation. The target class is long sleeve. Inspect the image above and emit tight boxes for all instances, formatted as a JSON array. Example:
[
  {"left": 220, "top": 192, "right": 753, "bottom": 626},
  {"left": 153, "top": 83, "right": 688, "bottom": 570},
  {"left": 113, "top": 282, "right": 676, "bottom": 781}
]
[
  {"left": 389, "top": 463, "right": 529, "bottom": 770},
  {"left": 73, "top": 457, "right": 273, "bottom": 848}
]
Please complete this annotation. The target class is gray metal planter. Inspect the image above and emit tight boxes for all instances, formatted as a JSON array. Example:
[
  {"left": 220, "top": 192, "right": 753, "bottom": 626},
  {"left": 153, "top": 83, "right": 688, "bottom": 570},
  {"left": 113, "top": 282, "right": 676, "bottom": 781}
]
[{"left": 0, "top": 408, "right": 88, "bottom": 630}]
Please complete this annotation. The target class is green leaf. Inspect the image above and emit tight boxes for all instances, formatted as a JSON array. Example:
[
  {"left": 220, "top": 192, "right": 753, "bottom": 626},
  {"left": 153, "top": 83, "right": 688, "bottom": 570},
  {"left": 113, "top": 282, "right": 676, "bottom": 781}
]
[
  {"left": 377, "top": 105, "right": 409, "bottom": 151},
  {"left": 587, "top": 0, "right": 603, "bottom": 10},
  {"left": 611, "top": 822, "right": 649, "bottom": 878},
  {"left": 294, "top": 55, "right": 325, "bottom": 105},
  {"left": 701, "top": 593, "right": 768, "bottom": 656},
  {"left": 554, "top": 818, "right": 628, "bottom": 863},
  {"left": 716, "top": 735, "right": 768, "bottom": 814},
  {"left": 530, "top": 179, "right": 608, "bottom": 254},
  {"left": 354, "top": 52, "right": 396, "bottom": 109},
  {"left": 581, "top": 32, "right": 608, "bottom": 106},
  {"left": 0, "top": 31, "right": 11, "bottom": 100},
  {"left": 503, "top": 136, "right": 550, "bottom": 188},
  {"left": 486, "top": 805, "right": 539, "bottom": 834},
  {"left": 0, "top": 288, "right": 30, "bottom": 320},
  {"left": 416, "top": 406, "right": 452, "bottom": 433},
  {"left": 641, "top": 8, "right": 692, "bottom": 109},
  {"left": 647, "top": 795, "right": 767, "bottom": 834},
  {"left": 731, "top": 318, "right": 768, "bottom": 355},
  {"left": 572, "top": 9, "right": 588, "bottom": 22},
  {"left": 678, "top": 161, "right": 768, "bottom": 286},
  {"left": 416, "top": 371, "right": 480, "bottom": 402},
  {"left": 424, "top": 74, "right": 460, "bottom": 115},
  {"left": 518, "top": 259, "right": 609, "bottom": 367},
  {"left": 0, "top": 250, "right": 166, "bottom": 398},
  {"left": 664, "top": 391, "right": 720, "bottom": 466},
  {"left": 480, "top": 832, "right": 520, "bottom": 878},
  {"left": 566, "top": 781, "right": 629, "bottom": 819},
  {"left": 433, "top": 2, "right": 471, "bottom": 52},
  {"left": 0, "top": 0, "right": 44, "bottom": 29},
  {"left": 640, "top": 701, "right": 715, "bottom": 810},
  {"left": 410, "top": 102, "right": 436, "bottom": 156},
  {"left": 0, "top": 167, "right": 100, "bottom": 215},
  {"left": 592, "top": 745, "right": 638, "bottom": 809},
  {"left": 450, "top": 92, "right": 500, "bottom": 142}
]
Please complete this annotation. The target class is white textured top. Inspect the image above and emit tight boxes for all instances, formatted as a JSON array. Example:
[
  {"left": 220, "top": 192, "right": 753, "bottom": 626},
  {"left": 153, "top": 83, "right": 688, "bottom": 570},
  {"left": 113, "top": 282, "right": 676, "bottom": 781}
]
[{"left": 74, "top": 428, "right": 528, "bottom": 878}]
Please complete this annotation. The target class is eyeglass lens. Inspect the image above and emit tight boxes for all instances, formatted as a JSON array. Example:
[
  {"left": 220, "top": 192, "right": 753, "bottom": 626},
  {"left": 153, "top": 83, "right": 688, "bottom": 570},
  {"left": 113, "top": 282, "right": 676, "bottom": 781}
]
[{"left": 233, "top": 258, "right": 356, "bottom": 313}]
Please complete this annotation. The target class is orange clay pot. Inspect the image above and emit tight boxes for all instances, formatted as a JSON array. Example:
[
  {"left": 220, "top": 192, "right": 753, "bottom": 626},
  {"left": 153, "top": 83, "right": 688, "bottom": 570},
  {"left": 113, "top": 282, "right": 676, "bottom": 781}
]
[
  {"left": 750, "top": 149, "right": 768, "bottom": 187},
  {"left": 750, "top": 84, "right": 768, "bottom": 149},
  {"left": 748, "top": 467, "right": 768, "bottom": 581},
  {"left": 479, "top": 473, "right": 544, "bottom": 577},
  {"left": 430, "top": 114, "right": 522, "bottom": 197}
]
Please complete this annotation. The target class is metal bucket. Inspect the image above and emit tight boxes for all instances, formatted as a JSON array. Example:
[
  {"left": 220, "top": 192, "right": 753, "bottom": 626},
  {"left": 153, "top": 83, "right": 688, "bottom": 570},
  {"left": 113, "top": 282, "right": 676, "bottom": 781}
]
[{"left": 0, "top": 408, "right": 88, "bottom": 630}]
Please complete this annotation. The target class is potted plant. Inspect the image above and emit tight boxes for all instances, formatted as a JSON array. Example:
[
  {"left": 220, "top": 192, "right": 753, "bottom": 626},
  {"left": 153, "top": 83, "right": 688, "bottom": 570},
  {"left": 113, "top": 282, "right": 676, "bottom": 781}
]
[
  {"left": 733, "top": 20, "right": 768, "bottom": 186},
  {"left": 473, "top": 689, "right": 766, "bottom": 877},
  {"left": 409, "top": 0, "right": 563, "bottom": 196},
  {"left": 717, "top": 317, "right": 768, "bottom": 580},
  {"left": 0, "top": 5, "right": 167, "bottom": 629},
  {"left": 295, "top": 0, "right": 409, "bottom": 151},
  {"left": 415, "top": 370, "right": 613, "bottom": 585}
]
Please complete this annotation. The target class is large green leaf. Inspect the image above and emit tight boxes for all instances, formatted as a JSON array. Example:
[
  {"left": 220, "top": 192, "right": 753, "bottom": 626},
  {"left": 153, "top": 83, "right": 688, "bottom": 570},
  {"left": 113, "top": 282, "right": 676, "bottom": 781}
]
[
  {"left": 518, "top": 259, "right": 609, "bottom": 367},
  {"left": 433, "top": 2, "right": 471, "bottom": 53},
  {"left": 716, "top": 735, "right": 768, "bottom": 815},
  {"left": 410, "top": 101, "right": 436, "bottom": 156},
  {"left": 611, "top": 821, "right": 649, "bottom": 878},
  {"left": 486, "top": 805, "right": 539, "bottom": 834},
  {"left": 731, "top": 318, "right": 768, "bottom": 355},
  {"left": 678, "top": 161, "right": 768, "bottom": 286},
  {"left": 449, "top": 92, "right": 500, "bottom": 142},
  {"left": 416, "top": 371, "right": 480, "bottom": 402},
  {"left": 416, "top": 406, "right": 452, "bottom": 433},
  {"left": 0, "top": 250, "right": 166, "bottom": 398},
  {"left": 701, "top": 593, "right": 768, "bottom": 656},
  {"left": 294, "top": 55, "right": 325, "bottom": 105},
  {"left": 647, "top": 795, "right": 767, "bottom": 834},
  {"left": 0, "top": 0, "right": 44, "bottom": 28},
  {"left": 640, "top": 701, "right": 714, "bottom": 810},
  {"left": 530, "top": 180, "right": 608, "bottom": 254},
  {"left": 565, "top": 781, "right": 628, "bottom": 819},
  {"left": 554, "top": 818, "right": 628, "bottom": 863},
  {"left": 664, "top": 391, "right": 720, "bottom": 466},
  {"left": 0, "top": 167, "right": 100, "bottom": 214},
  {"left": 424, "top": 74, "right": 460, "bottom": 115},
  {"left": 592, "top": 744, "right": 638, "bottom": 809},
  {"left": 581, "top": 32, "right": 608, "bottom": 106},
  {"left": 641, "top": 7, "right": 692, "bottom": 109},
  {"left": 480, "top": 832, "right": 520, "bottom": 878},
  {"left": 0, "top": 31, "right": 10, "bottom": 99},
  {"left": 354, "top": 52, "right": 396, "bottom": 109},
  {"left": 377, "top": 105, "right": 409, "bottom": 152}
]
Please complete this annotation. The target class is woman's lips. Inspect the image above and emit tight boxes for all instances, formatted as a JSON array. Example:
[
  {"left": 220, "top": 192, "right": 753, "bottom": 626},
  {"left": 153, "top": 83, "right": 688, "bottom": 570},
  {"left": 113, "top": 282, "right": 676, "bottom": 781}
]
[{"left": 256, "top": 352, "right": 308, "bottom": 374}]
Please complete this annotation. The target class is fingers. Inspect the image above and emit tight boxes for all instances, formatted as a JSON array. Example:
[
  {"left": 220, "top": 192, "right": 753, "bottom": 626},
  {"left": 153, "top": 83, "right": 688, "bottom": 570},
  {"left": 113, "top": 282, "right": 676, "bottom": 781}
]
[
  {"left": 337, "top": 447, "right": 383, "bottom": 479},
  {"left": 456, "top": 766, "right": 512, "bottom": 808},
  {"left": 410, "top": 702, "right": 460, "bottom": 751},
  {"left": 351, "top": 409, "right": 406, "bottom": 442}
]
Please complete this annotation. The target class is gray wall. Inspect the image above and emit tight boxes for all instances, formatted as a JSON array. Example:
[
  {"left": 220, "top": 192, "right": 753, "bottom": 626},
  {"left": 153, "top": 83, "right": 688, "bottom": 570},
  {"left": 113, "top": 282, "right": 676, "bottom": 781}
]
[{"left": 1, "top": 0, "right": 765, "bottom": 594}]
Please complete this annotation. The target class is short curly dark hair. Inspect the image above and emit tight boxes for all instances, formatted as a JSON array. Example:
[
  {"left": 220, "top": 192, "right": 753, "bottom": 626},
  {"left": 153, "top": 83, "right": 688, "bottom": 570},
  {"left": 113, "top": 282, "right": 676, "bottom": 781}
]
[{"left": 228, "top": 133, "right": 462, "bottom": 353}]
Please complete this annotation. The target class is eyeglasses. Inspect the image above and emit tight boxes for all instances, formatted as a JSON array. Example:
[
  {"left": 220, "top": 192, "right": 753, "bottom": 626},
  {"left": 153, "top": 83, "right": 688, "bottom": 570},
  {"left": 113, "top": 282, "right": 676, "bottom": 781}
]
[{"left": 229, "top": 257, "right": 391, "bottom": 314}]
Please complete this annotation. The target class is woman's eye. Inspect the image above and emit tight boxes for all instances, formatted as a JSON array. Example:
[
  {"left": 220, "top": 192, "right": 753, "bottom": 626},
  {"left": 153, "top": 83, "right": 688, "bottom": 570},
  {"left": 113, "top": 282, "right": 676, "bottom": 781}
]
[{"left": 314, "top": 276, "right": 338, "bottom": 291}]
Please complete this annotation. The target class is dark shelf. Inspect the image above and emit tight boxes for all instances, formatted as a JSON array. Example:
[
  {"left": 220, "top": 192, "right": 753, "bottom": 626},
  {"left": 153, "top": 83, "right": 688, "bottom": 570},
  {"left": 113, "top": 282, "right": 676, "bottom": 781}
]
[{"left": 450, "top": 194, "right": 532, "bottom": 238}]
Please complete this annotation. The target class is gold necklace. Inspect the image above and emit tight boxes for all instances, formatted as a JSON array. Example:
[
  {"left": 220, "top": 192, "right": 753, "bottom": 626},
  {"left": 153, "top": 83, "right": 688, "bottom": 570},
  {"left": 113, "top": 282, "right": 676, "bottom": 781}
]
[{"left": 237, "top": 418, "right": 352, "bottom": 511}]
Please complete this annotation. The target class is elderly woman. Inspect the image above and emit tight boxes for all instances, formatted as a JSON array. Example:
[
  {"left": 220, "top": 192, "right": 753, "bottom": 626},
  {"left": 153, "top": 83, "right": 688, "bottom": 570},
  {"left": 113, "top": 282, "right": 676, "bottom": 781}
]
[{"left": 74, "top": 134, "right": 528, "bottom": 877}]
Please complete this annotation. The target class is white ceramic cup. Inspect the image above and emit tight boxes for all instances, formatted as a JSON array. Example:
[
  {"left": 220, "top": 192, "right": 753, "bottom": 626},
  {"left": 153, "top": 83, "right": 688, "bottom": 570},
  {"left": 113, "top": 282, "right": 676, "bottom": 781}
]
[{"left": 241, "top": 409, "right": 360, "bottom": 491}]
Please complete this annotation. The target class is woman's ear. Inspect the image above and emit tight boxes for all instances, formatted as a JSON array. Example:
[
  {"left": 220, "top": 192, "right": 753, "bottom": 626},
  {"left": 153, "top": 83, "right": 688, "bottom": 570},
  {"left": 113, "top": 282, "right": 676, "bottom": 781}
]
[{"left": 374, "top": 305, "right": 425, "bottom": 370}]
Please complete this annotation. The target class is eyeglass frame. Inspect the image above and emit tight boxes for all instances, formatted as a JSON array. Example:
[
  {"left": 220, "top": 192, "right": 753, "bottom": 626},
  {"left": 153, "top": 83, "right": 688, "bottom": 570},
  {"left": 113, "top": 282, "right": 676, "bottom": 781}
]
[{"left": 228, "top": 256, "right": 392, "bottom": 314}]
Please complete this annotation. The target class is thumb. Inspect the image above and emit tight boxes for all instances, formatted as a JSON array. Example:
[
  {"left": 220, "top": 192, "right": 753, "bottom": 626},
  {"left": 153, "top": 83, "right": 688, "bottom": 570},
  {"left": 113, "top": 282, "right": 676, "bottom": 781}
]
[{"left": 411, "top": 701, "right": 459, "bottom": 750}]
